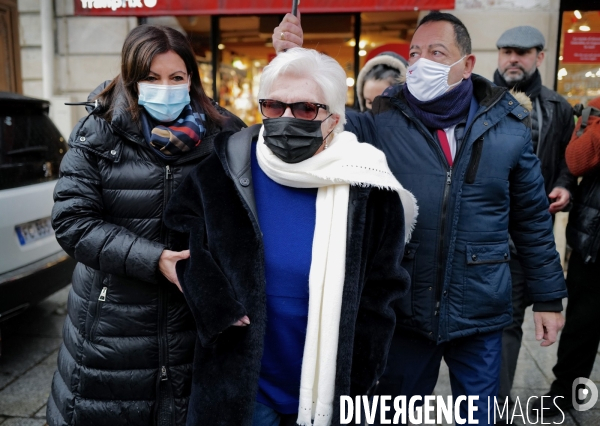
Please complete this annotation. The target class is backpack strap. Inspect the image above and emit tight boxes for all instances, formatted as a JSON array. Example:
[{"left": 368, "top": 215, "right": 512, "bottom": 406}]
[{"left": 578, "top": 107, "right": 600, "bottom": 137}]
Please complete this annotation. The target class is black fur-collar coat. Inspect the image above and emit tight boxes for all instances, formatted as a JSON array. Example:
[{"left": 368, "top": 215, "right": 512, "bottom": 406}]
[{"left": 164, "top": 125, "right": 411, "bottom": 426}]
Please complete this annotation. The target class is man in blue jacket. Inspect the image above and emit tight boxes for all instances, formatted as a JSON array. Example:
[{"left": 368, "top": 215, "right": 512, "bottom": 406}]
[{"left": 274, "top": 11, "right": 566, "bottom": 423}]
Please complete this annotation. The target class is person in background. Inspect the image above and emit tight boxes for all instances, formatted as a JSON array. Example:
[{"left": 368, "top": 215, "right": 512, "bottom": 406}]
[
  {"left": 273, "top": 12, "right": 567, "bottom": 424},
  {"left": 46, "top": 25, "right": 244, "bottom": 426},
  {"left": 163, "top": 47, "right": 417, "bottom": 426},
  {"left": 356, "top": 51, "right": 407, "bottom": 111},
  {"left": 492, "top": 25, "right": 576, "bottom": 415},
  {"left": 534, "top": 96, "right": 600, "bottom": 416}
]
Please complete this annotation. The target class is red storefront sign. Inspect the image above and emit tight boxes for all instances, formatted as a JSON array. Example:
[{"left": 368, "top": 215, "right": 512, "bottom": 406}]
[
  {"left": 562, "top": 33, "right": 600, "bottom": 63},
  {"left": 365, "top": 43, "right": 410, "bottom": 62},
  {"left": 74, "top": 0, "right": 455, "bottom": 16}
]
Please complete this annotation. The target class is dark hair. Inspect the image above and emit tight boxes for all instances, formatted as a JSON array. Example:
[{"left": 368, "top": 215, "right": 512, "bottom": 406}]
[
  {"left": 95, "top": 25, "right": 224, "bottom": 127},
  {"left": 364, "top": 64, "right": 402, "bottom": 86},
  {"left": 417, "top": 12, "right": 472, "bottom": 56}
]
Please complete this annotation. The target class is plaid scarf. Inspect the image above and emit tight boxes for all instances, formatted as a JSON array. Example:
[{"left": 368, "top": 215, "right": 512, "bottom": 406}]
[{"left": 141, "top": 104, "right": 206, "bottom": 160}]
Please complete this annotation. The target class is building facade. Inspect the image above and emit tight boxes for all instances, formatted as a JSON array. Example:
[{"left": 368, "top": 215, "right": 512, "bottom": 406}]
[{"left": 10, "top": 0, "right": 579, "bottom": 137}]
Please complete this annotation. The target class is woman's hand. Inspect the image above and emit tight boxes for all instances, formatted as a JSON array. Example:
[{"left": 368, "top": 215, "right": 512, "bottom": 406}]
[
  {"left": 273, "top": 12, "right": 303, "bottom": 53},
  {"left": 232, "top": 316, "right": 251, "bottom": 327},
  {"left": 159, "top": 249, "right": 190, "bottom": 292}
]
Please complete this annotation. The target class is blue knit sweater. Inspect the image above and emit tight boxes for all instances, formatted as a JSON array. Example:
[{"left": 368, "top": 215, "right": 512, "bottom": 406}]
[{"left": 251, "top": 143, "right": 317, "bottom": 414}]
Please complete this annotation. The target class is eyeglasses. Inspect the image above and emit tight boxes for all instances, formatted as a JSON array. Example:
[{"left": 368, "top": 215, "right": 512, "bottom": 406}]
[{"left": 258, "top": 99, "right": 329, "bottom": 121}]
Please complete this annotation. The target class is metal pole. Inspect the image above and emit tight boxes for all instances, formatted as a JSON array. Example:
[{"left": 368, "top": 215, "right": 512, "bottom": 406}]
[
  {"left": 210, "top": 15, "right": 220, "bottom": 103},
  {"left": 40, "top": 0, "right": 54, "bottom": 100},
  {"left": 353, "top": 12, "right": 361, "bottom": 109},
  {"left": 554, "top": 1, "right": 565, "bottom": 92}
]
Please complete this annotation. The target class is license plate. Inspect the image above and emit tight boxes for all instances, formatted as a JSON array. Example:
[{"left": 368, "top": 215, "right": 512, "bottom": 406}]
[{"left": 15, "top": 217, "right": 54, "bottom": 246}]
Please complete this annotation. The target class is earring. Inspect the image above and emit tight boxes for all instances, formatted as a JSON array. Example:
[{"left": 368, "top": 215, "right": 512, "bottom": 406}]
[{"left": 324, "top": 139, "right": 329, "bottom": 150}]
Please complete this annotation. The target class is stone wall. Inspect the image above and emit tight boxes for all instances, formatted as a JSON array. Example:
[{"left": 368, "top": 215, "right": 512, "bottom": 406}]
[
  {"left": 17, "top": 0, "right": 562, "bottom": 136},
  {"left": 449, "top": 0, "right": 560, "bottom": 87},
  {"left": 18, "top": 0, "right": 42, "bottom": 97},
  {"left": 18, "top": 0, "right": 136, "bottom": 136}
]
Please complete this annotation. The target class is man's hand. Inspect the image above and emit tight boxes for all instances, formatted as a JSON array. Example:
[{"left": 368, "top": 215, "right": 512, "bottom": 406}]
[
  {"left": 548, "top": 187, "right": 570, "bottom": 214},
  {"left": 273, "top": 12, "right": 303, "bottom": 54},
  {"left": 158, "top": 249, "right": 190, "bottom": 292},
  {"left": 534, "top": 311, "right": 565, "bottom": 347}
]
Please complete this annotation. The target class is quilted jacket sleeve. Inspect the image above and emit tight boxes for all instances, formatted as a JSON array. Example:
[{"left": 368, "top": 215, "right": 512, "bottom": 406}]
[
  {"left": 509, "top": 130, "right": 567, "bottom": 302},
  {"left": 51, "top": 119, "right": 165, "bottom": 284},
  {"left": 345, "top": 108, "right": 377, "bottom": 145},
  {"left": 164, "top": 162, "right": 247, "bottom": 347},
  {"left": 350, "top": 189, "right": 411, "bottom": 396}
]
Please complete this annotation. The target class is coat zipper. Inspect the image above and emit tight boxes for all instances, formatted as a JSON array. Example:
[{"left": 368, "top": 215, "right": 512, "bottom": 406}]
[
  {"left": 393, "top": 92, "right": 505, "bottom": 340},
  {"left": 465, "top": 137, "right": 484, "bottom": 184},
  {"left": 156, "top": 165, "right": 174, "bottom": 425},
  {"left": 158, "top": 285, "right": 169, "bottom": 384},
  {"left": 396, "top": 104, "right": 453, "bottom": 335},
  {"left": 433, "top": 170, "right": 452, "bottom": 325},
  {"left": 90, "top": 286, "right": 107, "bottom": 340},
  {"left": 160, "top": 165, "right": 174, "bottom": 246}
]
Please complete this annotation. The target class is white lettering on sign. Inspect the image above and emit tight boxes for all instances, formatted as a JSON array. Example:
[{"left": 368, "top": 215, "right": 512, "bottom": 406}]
[{"left": 80, "top": 0, "right": 157, "bottom": 11}]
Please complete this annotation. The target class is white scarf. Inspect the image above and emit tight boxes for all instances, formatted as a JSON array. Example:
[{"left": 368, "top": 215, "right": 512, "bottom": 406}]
[{"left": 256, "top": 127, "right": 417, "bottom": 426}]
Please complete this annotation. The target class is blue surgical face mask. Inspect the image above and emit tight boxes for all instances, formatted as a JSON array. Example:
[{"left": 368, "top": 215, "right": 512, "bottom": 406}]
[{"left": 138, "top": 82, "right": 190, "bottom": 122}]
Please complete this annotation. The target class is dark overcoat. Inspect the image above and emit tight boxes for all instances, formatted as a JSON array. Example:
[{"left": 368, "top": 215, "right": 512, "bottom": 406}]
[
  {"left": 164, "top": 125, "right": 411, "bottom": 426},
  {"left": 534, "top": 85, "right": 577, "bottom": 196},
  {"left": 46, "top": 84, "right": 244, "bottom": 426}
]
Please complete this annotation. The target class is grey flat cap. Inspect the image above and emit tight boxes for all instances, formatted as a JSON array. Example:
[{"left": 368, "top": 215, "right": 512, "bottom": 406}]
[{"left": 496, "top": 26, "right": 545, "bottom": 50}]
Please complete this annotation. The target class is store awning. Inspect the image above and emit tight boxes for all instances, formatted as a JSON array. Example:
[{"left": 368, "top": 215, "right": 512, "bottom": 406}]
[{"left": 75, "top": 0, "right": 455, "bottom": 16}]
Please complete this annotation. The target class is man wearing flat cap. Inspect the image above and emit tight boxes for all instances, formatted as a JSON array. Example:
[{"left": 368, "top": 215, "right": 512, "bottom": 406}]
[{"left": 494, "top": 25, "right": 576, "bottom": 417}]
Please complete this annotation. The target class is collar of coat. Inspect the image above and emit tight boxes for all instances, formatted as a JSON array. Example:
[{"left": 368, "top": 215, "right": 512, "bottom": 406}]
[
  {"left": 214, "top": 125, "right": 262, "bottom": 222},
  {"left": 375, "top": 74, "right": 531, "bottom": 128}
]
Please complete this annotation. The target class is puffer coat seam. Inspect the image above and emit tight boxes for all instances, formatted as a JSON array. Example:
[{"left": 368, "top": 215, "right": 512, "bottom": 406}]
[{"left": 122, "top": 235, "right": 139, "bottom": 277}]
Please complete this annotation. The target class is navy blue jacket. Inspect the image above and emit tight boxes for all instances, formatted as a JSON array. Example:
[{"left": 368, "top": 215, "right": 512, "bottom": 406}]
[{"left": 346, "top": 74, "right": 567, "bottom": 343}]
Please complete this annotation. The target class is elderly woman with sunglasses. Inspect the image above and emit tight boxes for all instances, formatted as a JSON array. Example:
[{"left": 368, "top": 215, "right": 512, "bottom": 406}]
[{"left": 164, "top": 47, "right": 417, "bottom": 426}]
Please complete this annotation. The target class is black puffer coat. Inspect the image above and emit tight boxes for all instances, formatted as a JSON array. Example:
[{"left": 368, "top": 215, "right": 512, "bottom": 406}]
[{"left": 46, "top": 85, "right": 244, "bottom": 426}]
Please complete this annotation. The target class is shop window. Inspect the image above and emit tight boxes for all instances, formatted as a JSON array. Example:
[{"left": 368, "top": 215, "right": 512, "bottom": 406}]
[
  {"left": 179, "top": 12, "right": 419, "bottom": 121},
  {"left": 557, "top": 10, "right": 600, "bottom": 105}
]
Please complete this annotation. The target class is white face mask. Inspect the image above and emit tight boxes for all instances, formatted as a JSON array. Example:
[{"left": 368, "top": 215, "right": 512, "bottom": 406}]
[
  {"left": 406, "top": 56, "right": 466, "bottom": 102},
  {"left": 138, "top": 82, "right": 190, "bottom": 122}
]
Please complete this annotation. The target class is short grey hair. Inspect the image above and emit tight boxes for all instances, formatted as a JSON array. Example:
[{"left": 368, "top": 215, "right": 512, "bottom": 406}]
[{"left": 258, "top": 48, "right": 347, "bottom": 134}]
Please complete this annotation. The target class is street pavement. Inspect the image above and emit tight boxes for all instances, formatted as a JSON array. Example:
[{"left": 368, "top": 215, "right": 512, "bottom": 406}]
[
  {"left": 1, "top": 285, "right": 599, "bottom": 425},
  {"left": 432, "top": 305, "right": 600, "bottom": 425},
  {"left": 0, "top": 285, "right": 69, "bottom": 426}
]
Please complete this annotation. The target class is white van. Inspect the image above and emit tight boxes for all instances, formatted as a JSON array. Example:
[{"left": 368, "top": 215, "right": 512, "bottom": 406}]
[{"left": 0, "top": 92, "right": 75, "bottom": 323}]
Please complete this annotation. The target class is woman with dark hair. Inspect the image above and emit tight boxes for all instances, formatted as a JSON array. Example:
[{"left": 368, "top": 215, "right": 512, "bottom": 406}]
[{"left": 46, "top": 25, "right": 244, "bottom": 426}]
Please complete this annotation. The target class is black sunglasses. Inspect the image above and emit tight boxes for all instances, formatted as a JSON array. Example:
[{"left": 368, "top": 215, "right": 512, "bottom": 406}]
[{"left": 259, "top": 99, "right": 329, "bottom": 121}]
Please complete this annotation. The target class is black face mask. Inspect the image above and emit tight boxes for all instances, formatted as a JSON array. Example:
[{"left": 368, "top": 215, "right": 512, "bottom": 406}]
[{"left": 263, "top": 117, "right": 330, "bottom": 164}]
